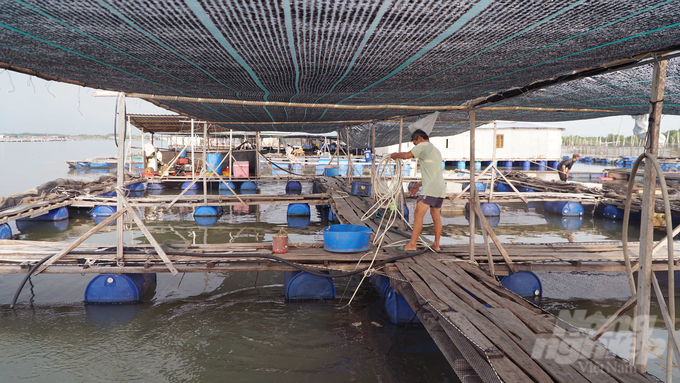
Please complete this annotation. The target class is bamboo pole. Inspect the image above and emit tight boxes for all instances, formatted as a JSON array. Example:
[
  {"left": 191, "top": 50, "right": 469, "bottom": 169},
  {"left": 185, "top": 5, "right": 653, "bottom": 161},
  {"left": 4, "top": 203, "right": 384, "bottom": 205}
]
[
  {"left": 489, "top": 121, "right": 497, "bottom": 201},
  {"left": 125, "top": 92, "right": 623, "bottom": 114},
  {"left": 191, "top": 119, "right": 195, "bottom": 181},
  {"left": 469, "top": 110, "right": 476, "bottom": 263},
  {"left": 203, "top": 122, "right": 208, "bottom": 205},
  {"left": 256, "top": 132, "right": 261, "bottom": 178},
  {"left": 634, "top": 56, "right": 667, "bottom": 374},
  {"left": 115, "top": 93, "right": 126, "bottom": 264},
  {"left": 229, "top": 129, "right": 233, "bottom": 181},
  {"left": 371, "top": 124, "right": 376, "bottom": 198}
]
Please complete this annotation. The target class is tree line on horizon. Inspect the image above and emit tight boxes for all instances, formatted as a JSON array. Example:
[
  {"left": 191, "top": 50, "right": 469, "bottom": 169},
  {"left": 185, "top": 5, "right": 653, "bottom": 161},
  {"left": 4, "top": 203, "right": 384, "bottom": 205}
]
[{"left": 563, "top": 130, "right": 680, "bottom": 147}]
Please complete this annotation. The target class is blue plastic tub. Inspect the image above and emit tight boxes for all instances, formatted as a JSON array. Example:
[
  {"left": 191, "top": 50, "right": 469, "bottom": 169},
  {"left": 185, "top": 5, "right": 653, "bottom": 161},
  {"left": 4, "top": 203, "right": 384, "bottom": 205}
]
[
  {"left": 323, "top": 224, "right": 372, "bottom": 253},
  {"left": 85, "top": 273, "right": 157, "bottom": 303},
  {"left": 287, "top": 203, "right": 310, "bottom": 216},
  {"left": 324, "top": 167, "right": 339, "bottom": 176},
  {"left": 206, "top": 153, "right": 222, "bottom": 174},
  {"left": 544, "top": 201, "right": 584, "bottom": 216},
  {"left": 18, "top": 206, "right": 69, "bottom": 221},
  {"left": 284, "top": 271, "right": 335, "bottom": 300},
  {"left": 0, "top": 223, "right": 12, "bottom": 239}
]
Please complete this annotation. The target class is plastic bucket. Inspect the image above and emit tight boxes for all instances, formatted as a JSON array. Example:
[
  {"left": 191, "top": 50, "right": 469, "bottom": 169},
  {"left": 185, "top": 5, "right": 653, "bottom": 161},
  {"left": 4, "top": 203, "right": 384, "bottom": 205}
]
[
  {"left": 323, "top": 224, "right": 372, "bottom": 253},
  {"left": 273, "top": 233, "right": 288, "bottom": 254}
]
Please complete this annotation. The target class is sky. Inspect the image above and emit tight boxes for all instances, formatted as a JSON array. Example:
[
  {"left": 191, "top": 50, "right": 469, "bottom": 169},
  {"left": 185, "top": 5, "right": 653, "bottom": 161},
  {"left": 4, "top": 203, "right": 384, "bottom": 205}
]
[{"left": 1, "top": 70, "right": 680, "bottom": 137}]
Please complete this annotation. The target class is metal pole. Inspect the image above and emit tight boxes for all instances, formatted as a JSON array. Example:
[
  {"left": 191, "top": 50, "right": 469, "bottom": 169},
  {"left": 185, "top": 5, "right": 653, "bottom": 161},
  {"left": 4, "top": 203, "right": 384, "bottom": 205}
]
[
  {"left": 141, "top": 124, "right": 145, "bottom": 171},
  {"left": 634, "top": 56, "right": 667, "bottom": 374},
  {"left": 371, "top": 124, "right": 376, "bottom": 198},
  {"left": 115, "top": 93, "right": 126, "bottom": 264},
  {"left": 346, "top": 127, "right": 351, "bottom": 179},
  {"left": 229, "top": 129, "right": 233, "bottom": 181},
  {"left": 256, "top": 132, "right": 261, "bottom": 178},
  {"left": 469, "top": 110, "right": 476, "bottom": 263},
  {"left": 191, "top": 119, "right": 195, "bottom": 181},
  {"left": 203, "top": 122, "right": 208, "bottom": 205}
]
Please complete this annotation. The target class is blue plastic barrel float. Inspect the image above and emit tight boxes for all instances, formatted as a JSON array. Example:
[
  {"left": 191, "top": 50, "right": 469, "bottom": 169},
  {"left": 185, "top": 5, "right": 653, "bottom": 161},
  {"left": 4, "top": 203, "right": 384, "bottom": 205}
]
[
  {"left": 18, "top": 206, "right": 69, "bottom": 222},
  {"left": 287, "top": 204, "right": 311, "bottom": 227},
  {"left": 549, "top": 161, "right": 559, "bottom": 169},
  {"left": 456, "top": 161, "right": 465, "bottom": 170},
  {"left": 369, "top": 275, "right": 392, "bottom": 297},
  {"left": 287, "top": 203, "right": 310, "bottom": 216},
  {"left": 240, "top": 181, "right": 257, "bottom": 194},
  {"left": 602, "top": 205, "right": 625, "bottom": 220},
  {"left": 465, "top": 202, "right": 501, "bottom": 216},
  {"left": 284, "top": 271, "right": 335, "bottom": 300},
  {"left": 494, "top": 182, "right": 513, "bottom": 192},
  {"left": 384, "top": 284, "right": 420, "bottom": 324},
  {"left": 206, "top": 153, "right": 222, "bottom": 174},
  {"left": 462, "top": 182, "right": 486, "bottom": 192},
  {"left": 323, "top": 224, "right": 372, "bottom": 252},
  {"left": 181, "top": 181, "right": 199, "bottom": 190},
  {"left": 521, "top": 161, "right": 531, "bottom": 171},
  {"left": 92, "top": 205, "right": 116, "bottom": 218},
  {"left": 147, "top": 183, "right": 165, "bottom": 190},
  {"left": 544, "top": 201, "right": 584, "bottom": 216},
  {"left": 517, "top": 186, "right": 535, "bottom": 193},
  {"left": 474, "top": 161, "right": 482, "bottom": 170},
  {"left": 614, "top": 160, "right": 624, "bottom": 167},
  {"left": 194, "top": 205, "right": 222, "bottom": 226},
  {"left": 219, "top": 181, "right": 236, "bottom": 195},
  {"left": 504, "top": 161, "right": 513, "bottom": 170},
  {"left": 537, "top": 161, "right": 546, "bottom": 171},
  {"left": 0, "top": 223, "right": 11, "bottom": 239},
  {"left": 324, "top": 166, "right": 339, "bottom": 176},
  {"left": 85, "top": 273, "right": 157, "bottom": 304},
  {"left": 501, "top": 271, "right": 542, "bottom": 304},
  {"left": 125, "top": 182, "right": 146, "bottom": 191},
  {"left": 286, "top": 181, "right": 302, "bottom": 194},
  {"left": 544, "top": 213, "right": 584, "bottom": 230}
]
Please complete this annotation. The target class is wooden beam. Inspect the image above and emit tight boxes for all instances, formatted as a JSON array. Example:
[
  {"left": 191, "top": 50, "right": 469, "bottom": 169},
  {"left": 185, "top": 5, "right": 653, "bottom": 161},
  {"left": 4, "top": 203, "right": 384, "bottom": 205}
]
[
  {"left": 115, "top": 93, "right": 126, "bottom": 264},
  {"left": 634, "top": 56, "right": 667, "bottom": 373},
  {"left": 469, "top": 110, "right": 476, "bottom": 263}
]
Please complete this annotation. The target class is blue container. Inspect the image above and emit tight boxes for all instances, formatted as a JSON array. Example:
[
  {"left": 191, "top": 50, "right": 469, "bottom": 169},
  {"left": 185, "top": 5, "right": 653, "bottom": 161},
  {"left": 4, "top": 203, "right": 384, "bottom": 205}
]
[
  {"left": 329, "top": 209, "right": 338, "bottom": 222},
  {"left": 287, "top": 203, "right": 311, "bottom": 216},
  {"left": 501, "top": 271, "right": 542, "bottom": 302},
  {"left": 179, "top": 148, "right": 187, "bottom": 158},
  {"left": 194, "top": 206, "right": 223, "bottom": 217},
  {"left": 603, "top": 218, "right": 622, "bottom": 231},
  {"left": 287, "top": 215, "right": 311, "bottom": 228},
  {"left": 504, "top": 161, "right": 513, "bottom": 170},
  {"left": 549, "top": 161, "right": 559, "bottom": 169},
  {"left": 462, "top": 182, "right": 485, "bottom": 192},
  {"left": 548, "top": 215, "right": 584, "bottom": 230},
  {"left": 615, "top": 160, "right": 624, "bottom": 166},
  {"left": 384, "top": 284, "right": 420, "bottom": 324},
  {"left": 98, "top": 191, "right": 117, "bottom": 198},
  {"left": 495, "top": 182, "right": 512, "bottom": 192},
  {"left": 351, "top": 181, "right": 372, "bottom": 197},
  {"left": 195, "top": 215, "right": 218, "bottom": 226},
  {"left": 291, "top": 163, "right": 302, "bottom": 175},
  {"left": 465, "top": 202, "right": 501, "bottom": 217},
  {"left": 147, "top": 183, "right": 164, "bottom": 190},
  {"left": 219, "top": 181, "right": 236, "bottom": 195},
  {"left": 85, "top": 273, "right": 157, "bottom": 304},
  {"left": 0, "top": 223, "right": 12, "bottom": 239},
  {"left": 407, "top": 181, "right": 422, "bottom": 194},
  {"left": 206, "top": 153, "right": 222, "bottom": 174},
  {"left": 537, "top": 161, "right": 546, "bottom": 171},
  {"left": 364, "top": 150, "right": 372, "bottom": 162},
  {"left": 18, "top": 206, "right": 69, "bottom": 221},
  {"left": 603, "top": 205, "right": 625, "bottom": 220},
  {"left": 456, "top": 161, "right": 465, "bottom": 170},
  {"left": 125, "top": 182, "right": 146, "bottom": 191},
  {"left": 323, "top": 224, "right": 372, "bottom": 253},
  {"left": 474, "top": 161, "right": 482, "bottom": 170},
  {"left": 240, "top": 181, "right": 257, "bottom": 191},
  {"left": 91, "top": 205, "right": 116, "bottom": 217},
  {"left": 286, "top": 181, "right": 302, "bottom": 194},
  {"left": 402, "top": 164, "right": 411, "bottom": 176},
  {"left": 284, "top": 271, "right": 335, "bottom": 300},
  {"left": 517, "top": 187, "right": 535, "bottom": 193},
  {"left": 544, "top": 201, "right": 584, "bottom": 216},
  {"left": 522, "top": 161, "right": 530, "bottom": 171},
  {"left": 324, "top": 167, "right": 339, "bottom": 176},
  {"left": 181, "top": 182, "right": 199, "bottom": 190},
  {"left": 315, "top": 164, "right": 326, "bottom": 175},
  {"left": 369, "top": 275, "right": 392, "bottom": 297}
]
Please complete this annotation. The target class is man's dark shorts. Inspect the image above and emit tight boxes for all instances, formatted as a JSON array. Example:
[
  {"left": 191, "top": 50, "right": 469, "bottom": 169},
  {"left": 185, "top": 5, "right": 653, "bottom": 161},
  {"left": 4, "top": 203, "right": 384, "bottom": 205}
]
[{"left": 417, "top": 195, "right": 444, "bottom": 209}]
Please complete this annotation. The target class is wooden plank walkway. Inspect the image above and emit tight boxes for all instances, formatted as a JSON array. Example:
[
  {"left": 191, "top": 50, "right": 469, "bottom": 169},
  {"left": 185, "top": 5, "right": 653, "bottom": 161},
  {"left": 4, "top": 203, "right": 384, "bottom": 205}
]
[{"left": 315, "top": 176, "right": 659, "bottom": 383}]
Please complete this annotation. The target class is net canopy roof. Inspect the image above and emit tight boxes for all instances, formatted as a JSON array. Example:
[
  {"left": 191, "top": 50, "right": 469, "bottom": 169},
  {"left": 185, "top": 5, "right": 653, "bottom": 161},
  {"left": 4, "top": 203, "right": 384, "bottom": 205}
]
[{"left": 2, "top": 0, "right": 680, "bottom": 147}]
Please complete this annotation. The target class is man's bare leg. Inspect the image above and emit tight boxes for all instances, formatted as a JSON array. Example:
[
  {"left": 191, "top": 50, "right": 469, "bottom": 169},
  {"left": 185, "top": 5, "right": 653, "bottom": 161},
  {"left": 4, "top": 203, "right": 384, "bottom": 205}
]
[
  {"left": 405, "top": 200, "right": 428, "bottom": 251},
  {"left": 430, "top": 207, "right": 442, "bottom": 251}
]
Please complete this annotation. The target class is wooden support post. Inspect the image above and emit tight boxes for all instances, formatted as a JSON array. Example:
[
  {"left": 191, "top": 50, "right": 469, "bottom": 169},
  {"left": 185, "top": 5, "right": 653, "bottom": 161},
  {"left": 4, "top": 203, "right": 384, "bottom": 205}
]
[
  {"left": 634, "top": 56, "right": 667, "bottom": 373},
  {"left": 398, "top": 118, "right": 403, "bottom": 152},
  {"left": 203, "top": 122, "right": 208, "bottom": 205},
  {"left": 346, "top": 127, "right": 351, "bottom": 180},
  {"left": 336, "top": 130, "right": 340, "bottom": 168},
  {"left": 469, "top": 110, "right": 476, "bottom": 263},
  {"left": 489, "top": 121, "right": 497, "bottom": 201},
  {"left": 256, "top": 132, "right": 261, "bottom": 178},
  {"left": 141, "top": 124, "right": 145, "bottom": 171},
  {"left": 229, "top": 129, "right": 233, "bottom": 181},
  {"left": 115, "top": 93, "right": 126, "bottom": 264}
]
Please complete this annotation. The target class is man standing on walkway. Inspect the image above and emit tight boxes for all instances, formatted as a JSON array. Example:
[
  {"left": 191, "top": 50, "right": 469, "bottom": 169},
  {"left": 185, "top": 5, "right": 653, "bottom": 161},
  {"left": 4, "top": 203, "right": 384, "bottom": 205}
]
[
  {"left": 557, "top": 153, "right": 580, "bottom": 181},
  {"left": 391, "top": 129, "right": 446, "bottom": 252}
]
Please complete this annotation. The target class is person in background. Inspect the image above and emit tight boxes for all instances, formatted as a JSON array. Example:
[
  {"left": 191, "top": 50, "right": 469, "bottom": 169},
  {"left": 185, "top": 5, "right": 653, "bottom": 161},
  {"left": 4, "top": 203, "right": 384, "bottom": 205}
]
[
  {"left": 390, "top": 129, "right": 446, "bottom": 252},
  {"left": 557, "top": 153, "right": 580, "bottom": 181}
]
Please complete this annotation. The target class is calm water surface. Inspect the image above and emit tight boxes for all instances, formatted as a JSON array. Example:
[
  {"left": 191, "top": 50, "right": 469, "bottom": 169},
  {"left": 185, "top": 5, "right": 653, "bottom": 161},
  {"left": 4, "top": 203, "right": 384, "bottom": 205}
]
[{"left": 0, "top": 141, "right": 678, "bottom": 382}]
